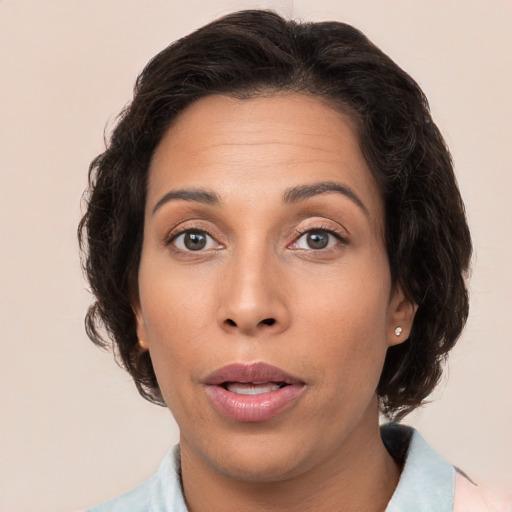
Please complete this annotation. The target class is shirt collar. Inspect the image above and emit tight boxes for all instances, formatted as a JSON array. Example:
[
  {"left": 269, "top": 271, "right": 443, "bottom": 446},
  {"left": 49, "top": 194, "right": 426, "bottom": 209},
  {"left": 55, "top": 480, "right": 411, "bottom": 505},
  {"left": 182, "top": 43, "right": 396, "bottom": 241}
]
[
  {"left": 149, "top": 445, "right": 188, "bottom": 512},
  {"left": 383, "top": 424, "right": 455, "bottom": 512}
]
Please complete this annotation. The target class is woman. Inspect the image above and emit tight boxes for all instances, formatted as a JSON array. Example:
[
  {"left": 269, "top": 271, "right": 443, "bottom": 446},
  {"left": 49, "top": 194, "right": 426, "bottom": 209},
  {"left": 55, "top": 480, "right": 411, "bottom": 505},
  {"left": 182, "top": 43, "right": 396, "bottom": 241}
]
[{"left": 79, "top": 10, "right": 508, "bottom": 511}]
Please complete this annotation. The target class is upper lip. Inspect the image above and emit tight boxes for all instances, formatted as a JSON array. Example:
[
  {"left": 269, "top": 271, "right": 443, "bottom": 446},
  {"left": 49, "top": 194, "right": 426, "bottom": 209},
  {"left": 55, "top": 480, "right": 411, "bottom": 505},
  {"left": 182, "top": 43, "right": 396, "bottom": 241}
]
[{"left": 204, "top": 362, "right": 304, "bottom": 386}]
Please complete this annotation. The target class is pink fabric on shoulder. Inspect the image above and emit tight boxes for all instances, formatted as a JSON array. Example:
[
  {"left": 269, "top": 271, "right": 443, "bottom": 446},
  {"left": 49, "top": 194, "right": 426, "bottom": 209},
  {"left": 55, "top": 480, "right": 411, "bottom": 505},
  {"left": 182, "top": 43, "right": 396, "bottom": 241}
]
[{"left": 454, "top": 472, "right": 512, "bottom": 512}]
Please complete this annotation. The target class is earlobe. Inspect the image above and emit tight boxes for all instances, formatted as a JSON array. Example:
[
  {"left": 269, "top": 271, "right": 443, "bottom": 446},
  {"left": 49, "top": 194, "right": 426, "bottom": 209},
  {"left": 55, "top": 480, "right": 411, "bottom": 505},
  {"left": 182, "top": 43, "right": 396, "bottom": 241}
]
[
  {"left": 132, "top": 301, "right": 149, "bottom": 350},
  {"left": 138, "top": 337, "right": 149, "bottom": 350},
  {"left": 387, "top": 285, "right": 417, "bottom": 347}
]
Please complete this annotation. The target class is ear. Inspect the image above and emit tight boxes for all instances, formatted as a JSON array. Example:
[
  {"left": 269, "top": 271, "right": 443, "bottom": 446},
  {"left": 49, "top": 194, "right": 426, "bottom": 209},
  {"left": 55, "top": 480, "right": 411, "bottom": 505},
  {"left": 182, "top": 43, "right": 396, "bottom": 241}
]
[
  {"left": 132, "top": 300, "right": 150, "bottom": 351},
  {"left": 387, "top": 284, "right": 417, "bottom": 347}
]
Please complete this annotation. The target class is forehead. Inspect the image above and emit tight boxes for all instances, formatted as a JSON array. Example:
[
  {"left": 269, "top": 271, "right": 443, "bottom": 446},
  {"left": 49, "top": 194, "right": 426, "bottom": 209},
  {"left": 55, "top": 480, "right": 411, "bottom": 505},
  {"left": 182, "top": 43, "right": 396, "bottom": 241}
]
[{"left": 148, "top": 94, "right": 383, "bottom": 222}]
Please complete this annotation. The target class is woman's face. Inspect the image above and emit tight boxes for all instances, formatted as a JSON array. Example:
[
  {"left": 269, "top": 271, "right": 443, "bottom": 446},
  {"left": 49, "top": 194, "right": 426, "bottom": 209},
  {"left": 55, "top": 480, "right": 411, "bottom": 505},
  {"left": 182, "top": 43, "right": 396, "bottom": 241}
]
[{"left": 135, "top": 94, "right": 413, "bottom": 482}]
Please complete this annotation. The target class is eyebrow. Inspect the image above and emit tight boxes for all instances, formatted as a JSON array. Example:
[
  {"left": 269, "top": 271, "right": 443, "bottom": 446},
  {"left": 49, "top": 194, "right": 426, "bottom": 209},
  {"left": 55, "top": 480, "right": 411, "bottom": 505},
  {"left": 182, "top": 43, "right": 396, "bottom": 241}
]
[
  {"left": 152, "top": 187, "right": 220, "bottom": 214},
  {"left": 282, "top": 181, "right": 369, "bottom": 216},
  {"left": 152, "top": 181, "right": 368, "bottom": 216}
]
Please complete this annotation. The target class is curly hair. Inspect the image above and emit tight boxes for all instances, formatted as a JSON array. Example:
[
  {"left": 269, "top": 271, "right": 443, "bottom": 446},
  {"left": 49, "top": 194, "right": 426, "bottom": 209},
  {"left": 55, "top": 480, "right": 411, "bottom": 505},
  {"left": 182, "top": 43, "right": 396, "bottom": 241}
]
[{"left": 79, "top": 9, "right": 472, "bottom": 420}]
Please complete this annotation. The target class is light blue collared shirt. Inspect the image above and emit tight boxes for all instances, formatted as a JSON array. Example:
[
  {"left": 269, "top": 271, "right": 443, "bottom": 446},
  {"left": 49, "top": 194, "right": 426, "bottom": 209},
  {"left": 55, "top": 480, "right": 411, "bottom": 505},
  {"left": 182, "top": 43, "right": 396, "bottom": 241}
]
[
  {"left": 87, "top": 425, "right": 455, "bottom": 511},
  {"left": 384, "top": 424, "right": 454, "bottom": 511}
]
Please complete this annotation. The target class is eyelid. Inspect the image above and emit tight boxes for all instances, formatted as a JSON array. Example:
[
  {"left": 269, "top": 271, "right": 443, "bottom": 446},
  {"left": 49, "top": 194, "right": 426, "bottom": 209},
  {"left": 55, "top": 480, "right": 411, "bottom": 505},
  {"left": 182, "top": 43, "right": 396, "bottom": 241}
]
[
  {"left": 294, "top": 222, "right": 348, "bottom": 241},
  {"left": 289, "top": 224, "right": 349, "bottom": 250},
  {"left": 171, "top": 231, "right": 221, "bottom": 252},
  {"left": 164, "top": 222, "right": 224, "bottom": 252},
  {"left": 163, "top": 219, "right": 348, "bottom": 252}
]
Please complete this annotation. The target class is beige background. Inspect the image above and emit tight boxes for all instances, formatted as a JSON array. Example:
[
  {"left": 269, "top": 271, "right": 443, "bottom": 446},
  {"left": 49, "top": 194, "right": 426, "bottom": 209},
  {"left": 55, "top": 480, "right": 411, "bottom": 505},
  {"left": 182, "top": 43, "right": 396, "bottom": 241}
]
[{"left": 1, "top": 1, "right": 511, "bottom": 511}]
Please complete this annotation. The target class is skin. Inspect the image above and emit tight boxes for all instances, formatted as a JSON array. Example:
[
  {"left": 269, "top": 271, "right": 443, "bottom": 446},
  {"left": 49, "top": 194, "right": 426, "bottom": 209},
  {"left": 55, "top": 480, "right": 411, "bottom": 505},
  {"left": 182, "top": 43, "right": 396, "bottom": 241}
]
[{"left": 134, "top": 94, "right": 416, "bottom": 512}]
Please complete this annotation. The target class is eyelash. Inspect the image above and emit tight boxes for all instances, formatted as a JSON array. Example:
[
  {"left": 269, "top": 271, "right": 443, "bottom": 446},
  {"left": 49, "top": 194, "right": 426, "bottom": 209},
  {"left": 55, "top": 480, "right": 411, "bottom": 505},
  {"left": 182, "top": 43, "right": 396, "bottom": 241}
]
[
  {"left": 291, "top": 225, "right": 348, "bottom": 250},
  {"left": 165, "top": 223, "right": 347, "bottom": 254},
  {"left": 166, "top": 227, "right": 220, "bottom": 251}
]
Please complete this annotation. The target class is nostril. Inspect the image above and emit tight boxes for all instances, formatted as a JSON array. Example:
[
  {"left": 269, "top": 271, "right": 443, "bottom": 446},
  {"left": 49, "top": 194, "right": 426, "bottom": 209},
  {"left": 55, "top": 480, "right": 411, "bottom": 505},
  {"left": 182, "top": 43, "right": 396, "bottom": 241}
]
[{"left": 223, "top": 317, "right": 276, "bottom": 329}]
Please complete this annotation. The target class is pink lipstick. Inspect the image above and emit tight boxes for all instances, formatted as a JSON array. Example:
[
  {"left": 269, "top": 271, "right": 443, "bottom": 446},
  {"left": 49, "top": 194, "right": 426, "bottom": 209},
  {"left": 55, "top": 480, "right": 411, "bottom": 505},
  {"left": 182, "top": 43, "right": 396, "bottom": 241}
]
[{"left": 204, "top": 362, "right": 305, "bottom": 422}]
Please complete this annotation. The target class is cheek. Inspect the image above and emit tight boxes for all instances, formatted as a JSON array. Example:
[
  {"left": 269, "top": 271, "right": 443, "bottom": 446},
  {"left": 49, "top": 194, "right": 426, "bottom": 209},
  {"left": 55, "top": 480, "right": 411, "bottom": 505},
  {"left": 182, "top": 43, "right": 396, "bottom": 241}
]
[
  {"left": 139, "top": 249, "right": 216, "bottom": 331},
  {"left": 291, "top": 260, "right": 391, "bottom": 385},
  {"left": 137, "top": 263, "right": 217, "bottom": 381}
]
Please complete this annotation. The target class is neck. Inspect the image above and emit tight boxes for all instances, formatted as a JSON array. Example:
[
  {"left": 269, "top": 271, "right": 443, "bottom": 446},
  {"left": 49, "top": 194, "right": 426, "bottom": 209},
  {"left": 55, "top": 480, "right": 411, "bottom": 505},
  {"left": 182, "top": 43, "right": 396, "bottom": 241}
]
[{"left": 180, "top": 404, "right": 400, "bottom": 512}]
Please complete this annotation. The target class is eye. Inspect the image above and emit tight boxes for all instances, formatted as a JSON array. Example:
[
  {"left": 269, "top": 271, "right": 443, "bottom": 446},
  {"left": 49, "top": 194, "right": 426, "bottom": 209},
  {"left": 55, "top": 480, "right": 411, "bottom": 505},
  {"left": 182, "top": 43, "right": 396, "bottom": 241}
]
[
  {"left": 171, "top": 230, "right": 220, "bottom": 251},
  {"left": 292, "top": 229, "right": 342, "bottom": 250}
]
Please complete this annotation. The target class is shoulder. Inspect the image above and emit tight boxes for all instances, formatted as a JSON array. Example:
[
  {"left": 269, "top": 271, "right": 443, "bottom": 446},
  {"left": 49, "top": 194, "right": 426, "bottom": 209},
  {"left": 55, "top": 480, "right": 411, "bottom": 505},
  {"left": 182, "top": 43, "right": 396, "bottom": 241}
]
[
  {"left": 85, "top": 446, "right": 188, "bottom": 512},
  {"left": 87, "top": 482, "right": 150, "bottom": 512},
  {"left": 454, "top": 471, "right": 512, "bottom": 512},
  {"left": 382, "top": 424, "right": 511, "bottom": 512},
  {"left": 86, "top": 478, "right": 152, "bottom": 512}
]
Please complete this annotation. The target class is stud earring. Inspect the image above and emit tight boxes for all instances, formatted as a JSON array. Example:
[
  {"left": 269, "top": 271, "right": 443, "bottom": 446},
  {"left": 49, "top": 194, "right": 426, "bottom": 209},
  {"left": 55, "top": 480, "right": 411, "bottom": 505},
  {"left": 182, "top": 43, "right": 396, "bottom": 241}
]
[
  {"left": 138, "top": 339, "right": 147, "bottom": 348},
  {"left": 394, "top": 326, "right": 403, "bottom": 337}
]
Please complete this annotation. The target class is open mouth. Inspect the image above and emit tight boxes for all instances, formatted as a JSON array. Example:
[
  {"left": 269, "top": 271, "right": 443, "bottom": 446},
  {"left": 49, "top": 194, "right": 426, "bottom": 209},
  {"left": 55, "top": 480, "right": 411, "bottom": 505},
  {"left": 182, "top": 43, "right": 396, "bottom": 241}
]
[
  {"left": 204, "top": 363, "right": 304, "bottom": 422},
  {"left": 222, "top": 381, "right": 289, "bottom": 395}
]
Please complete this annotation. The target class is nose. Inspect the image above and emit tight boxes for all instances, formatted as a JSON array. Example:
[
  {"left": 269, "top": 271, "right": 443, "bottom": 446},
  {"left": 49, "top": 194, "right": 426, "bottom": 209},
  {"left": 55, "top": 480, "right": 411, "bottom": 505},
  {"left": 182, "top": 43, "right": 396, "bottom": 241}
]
[{"left": 217, "top": 249, "right": 290, "bottom": 336}]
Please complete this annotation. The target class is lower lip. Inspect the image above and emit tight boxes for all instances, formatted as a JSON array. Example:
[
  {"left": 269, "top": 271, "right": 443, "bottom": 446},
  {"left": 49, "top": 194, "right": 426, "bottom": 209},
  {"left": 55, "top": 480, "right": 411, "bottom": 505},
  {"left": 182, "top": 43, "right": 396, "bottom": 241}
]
[{"left": 205, "top": 384, "right": 305, "bottom": 422}]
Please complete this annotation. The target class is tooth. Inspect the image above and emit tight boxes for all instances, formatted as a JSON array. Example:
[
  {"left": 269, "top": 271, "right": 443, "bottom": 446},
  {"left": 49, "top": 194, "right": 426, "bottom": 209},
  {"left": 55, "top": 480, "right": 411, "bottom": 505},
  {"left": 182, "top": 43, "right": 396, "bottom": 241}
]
[{"left": 226, "top": 382, "right": 280, "bottom": 395}]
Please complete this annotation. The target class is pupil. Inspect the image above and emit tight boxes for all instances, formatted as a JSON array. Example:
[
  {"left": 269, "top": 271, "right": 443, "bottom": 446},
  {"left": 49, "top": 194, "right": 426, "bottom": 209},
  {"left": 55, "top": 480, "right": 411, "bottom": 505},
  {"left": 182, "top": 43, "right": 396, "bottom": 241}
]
[
  {"left": 184, "top": 232, "right": 207, "bottom": 250},
  {"left": 307, "top": 231, "right": 328, "bottom": 249}
]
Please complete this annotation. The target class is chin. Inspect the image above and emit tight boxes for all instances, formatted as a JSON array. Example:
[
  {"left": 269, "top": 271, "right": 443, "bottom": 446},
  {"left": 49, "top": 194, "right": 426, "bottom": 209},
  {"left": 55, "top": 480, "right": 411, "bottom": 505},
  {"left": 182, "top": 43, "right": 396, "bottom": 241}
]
[
  {"left": 186, "top": 424, "right": 324, "bottom": 484},
  {"left": 213, "top": 449, "right": 309, "bottom": 483}
]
